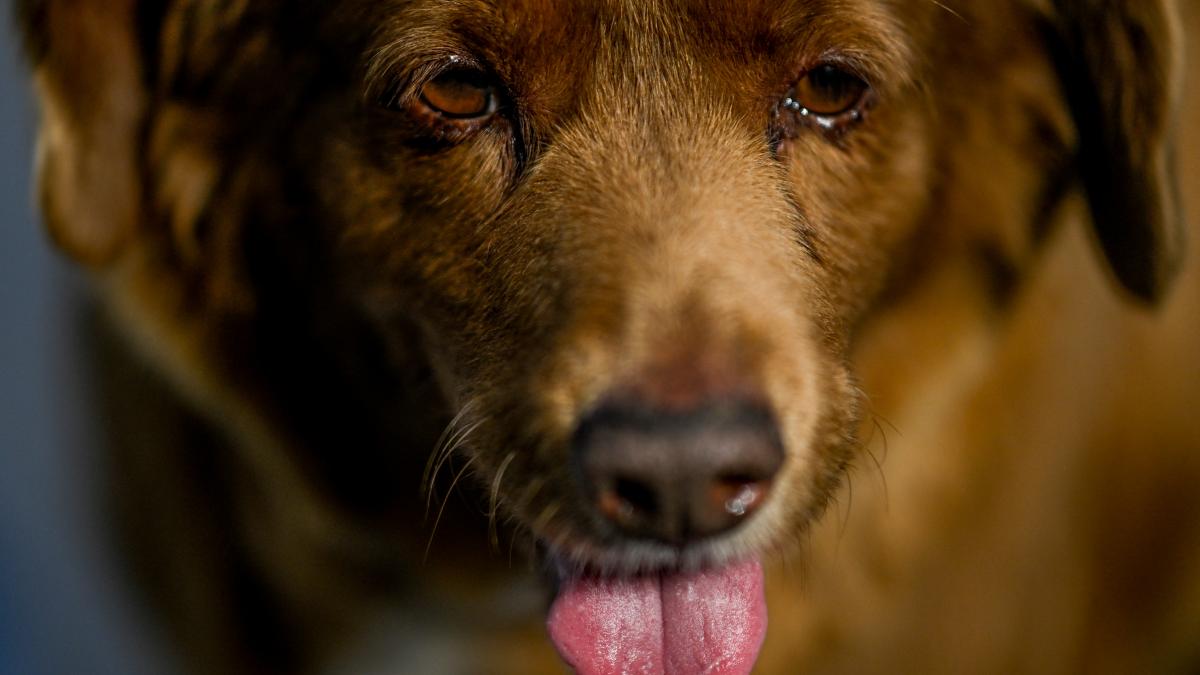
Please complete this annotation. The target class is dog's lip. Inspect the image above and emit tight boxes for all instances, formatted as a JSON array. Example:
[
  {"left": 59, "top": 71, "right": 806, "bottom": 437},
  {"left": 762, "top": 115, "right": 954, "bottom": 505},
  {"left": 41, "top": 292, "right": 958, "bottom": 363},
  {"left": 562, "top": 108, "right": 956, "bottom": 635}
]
[{"left": 534, "top": 526, "right": 748, "bottom": 580}]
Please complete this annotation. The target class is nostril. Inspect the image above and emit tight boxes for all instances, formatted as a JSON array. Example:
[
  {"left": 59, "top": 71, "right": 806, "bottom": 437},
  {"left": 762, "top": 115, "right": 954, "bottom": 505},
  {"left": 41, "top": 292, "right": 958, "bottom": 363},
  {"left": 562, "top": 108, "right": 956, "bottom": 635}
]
[
  {"left": 597, "top": 476, "right": 659, "bottom": 527},
  {"left": 614, "top": 476, "right": 658, "bottom": 515},
  {"left": 711, "top": 476, "right": 770, "bottom": 518}
]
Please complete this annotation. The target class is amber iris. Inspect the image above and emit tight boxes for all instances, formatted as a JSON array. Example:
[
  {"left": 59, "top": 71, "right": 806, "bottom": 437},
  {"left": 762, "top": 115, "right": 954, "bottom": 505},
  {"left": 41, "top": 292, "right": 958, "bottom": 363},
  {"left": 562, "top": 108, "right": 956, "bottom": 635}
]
[
  {"left": 419, "top": 69, "right": 496, "bottom": 119},
  {"left": 791, "top": 64, "right": 868, "bottom": 117}
]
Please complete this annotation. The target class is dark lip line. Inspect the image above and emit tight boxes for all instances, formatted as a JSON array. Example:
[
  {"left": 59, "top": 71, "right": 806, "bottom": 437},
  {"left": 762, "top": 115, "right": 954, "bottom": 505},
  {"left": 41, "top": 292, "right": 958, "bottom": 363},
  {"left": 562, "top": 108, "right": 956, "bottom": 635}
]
[{"left": 532, "top": 527, "right": 754, "bottom": 584}]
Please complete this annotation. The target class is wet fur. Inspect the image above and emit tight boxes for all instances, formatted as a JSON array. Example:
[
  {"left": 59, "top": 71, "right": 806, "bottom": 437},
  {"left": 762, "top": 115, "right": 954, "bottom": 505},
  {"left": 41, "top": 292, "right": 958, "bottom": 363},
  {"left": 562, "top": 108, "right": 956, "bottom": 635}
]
[{"left": 17, "top": 1, "right": 1200, "bottom": 673}]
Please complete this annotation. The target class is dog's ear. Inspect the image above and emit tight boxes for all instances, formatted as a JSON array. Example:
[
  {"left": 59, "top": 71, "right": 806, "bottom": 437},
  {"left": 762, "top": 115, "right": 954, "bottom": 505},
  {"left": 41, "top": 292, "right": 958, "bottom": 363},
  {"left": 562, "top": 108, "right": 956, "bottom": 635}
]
[
  {"left": 1047, "top": 0, "right": 1185, "bottom": 303},
  {"left": 18, "top": 0, "right": 155, "bottom": 267}
]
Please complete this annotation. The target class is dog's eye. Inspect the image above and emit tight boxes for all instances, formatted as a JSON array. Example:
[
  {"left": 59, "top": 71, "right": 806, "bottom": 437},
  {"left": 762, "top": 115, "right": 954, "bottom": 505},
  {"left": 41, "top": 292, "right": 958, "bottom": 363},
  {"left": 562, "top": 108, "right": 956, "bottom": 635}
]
[
  {"left": 776, "top": 63, "right": 871, "bottom": 143},
  {"left": 419, "top": 68, "right": 497, "bottom": 120},
  {"left": 790, "top": 65, "right": 868, "bottom": 117}
]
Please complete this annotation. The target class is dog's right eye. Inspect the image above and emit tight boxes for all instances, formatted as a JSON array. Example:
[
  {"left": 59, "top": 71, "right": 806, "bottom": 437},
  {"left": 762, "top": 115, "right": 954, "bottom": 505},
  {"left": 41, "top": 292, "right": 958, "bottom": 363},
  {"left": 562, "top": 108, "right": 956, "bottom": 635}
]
[{"left": 386, "top": 65, "right": 508, "bottom": 145}]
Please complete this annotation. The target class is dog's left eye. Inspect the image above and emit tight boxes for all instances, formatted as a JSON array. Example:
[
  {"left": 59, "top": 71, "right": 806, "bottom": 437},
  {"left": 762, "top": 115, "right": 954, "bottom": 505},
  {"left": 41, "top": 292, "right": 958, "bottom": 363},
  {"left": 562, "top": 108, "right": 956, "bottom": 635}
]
[
  {"left": 790, "top": 65, "right": 869, "bottom": 117},
  {"left": 776, "top": 63, "right": 871, "bottom": 142},
  {"left": 419, "top": 68, "right": 498, "bottom": 120}
]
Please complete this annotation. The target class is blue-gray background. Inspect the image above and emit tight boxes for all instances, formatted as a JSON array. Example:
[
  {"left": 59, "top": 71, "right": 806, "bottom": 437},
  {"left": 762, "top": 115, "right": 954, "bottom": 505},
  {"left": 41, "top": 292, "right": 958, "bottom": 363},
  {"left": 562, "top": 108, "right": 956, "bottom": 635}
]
[{"left": 0, "top": 3, "right": 176, "bottom": 673}]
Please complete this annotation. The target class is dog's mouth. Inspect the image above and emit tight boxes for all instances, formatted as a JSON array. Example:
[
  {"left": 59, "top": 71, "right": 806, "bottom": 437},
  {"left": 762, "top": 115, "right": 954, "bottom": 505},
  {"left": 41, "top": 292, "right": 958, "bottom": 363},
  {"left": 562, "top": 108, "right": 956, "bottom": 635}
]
[
  {"left": 546, "top": 555, "right": 767, "bottom": 675},
  {"left": 512, "top": 393, "right": 786, "bottom": 673}
]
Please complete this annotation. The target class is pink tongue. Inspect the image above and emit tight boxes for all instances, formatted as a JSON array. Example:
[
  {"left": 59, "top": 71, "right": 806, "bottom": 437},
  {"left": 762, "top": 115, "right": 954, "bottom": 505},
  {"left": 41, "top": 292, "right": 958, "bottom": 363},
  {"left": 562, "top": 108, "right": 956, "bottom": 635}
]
[{"left": 547, "top": 559, "right": 766, "bottom": 675}]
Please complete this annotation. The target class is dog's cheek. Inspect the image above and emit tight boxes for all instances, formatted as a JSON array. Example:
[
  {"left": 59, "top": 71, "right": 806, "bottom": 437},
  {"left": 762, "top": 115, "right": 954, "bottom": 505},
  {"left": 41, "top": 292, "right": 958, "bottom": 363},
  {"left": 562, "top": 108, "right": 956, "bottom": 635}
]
[
  {"left": 769, "top": 111, "right": 933, "bottom": 537},
  {"left": 783, "top": 100, "right": 936, "bottom": 326},
  {"left": 762, "top": 336, "right": 861, "bottom": 537},
  {"left": 319, "top": 123, "right": 514, "bottom": 311}
]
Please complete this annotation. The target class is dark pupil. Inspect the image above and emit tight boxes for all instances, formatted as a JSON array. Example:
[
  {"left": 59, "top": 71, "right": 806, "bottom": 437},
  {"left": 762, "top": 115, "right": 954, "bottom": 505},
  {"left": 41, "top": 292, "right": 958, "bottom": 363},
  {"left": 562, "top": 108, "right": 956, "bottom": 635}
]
[{"left": 809, "top": 65, "right": 858, "bottom": 104}]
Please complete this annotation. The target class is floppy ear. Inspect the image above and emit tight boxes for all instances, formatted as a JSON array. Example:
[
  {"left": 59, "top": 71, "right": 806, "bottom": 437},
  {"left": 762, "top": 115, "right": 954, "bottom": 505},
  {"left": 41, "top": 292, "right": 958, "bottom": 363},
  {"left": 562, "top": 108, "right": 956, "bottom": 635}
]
[
  {"left": 18, "top": 0, "right": 151, "bottom": 267},
  {"left": 1047, "top": 0, "right": 1185, "bottom": 303}
]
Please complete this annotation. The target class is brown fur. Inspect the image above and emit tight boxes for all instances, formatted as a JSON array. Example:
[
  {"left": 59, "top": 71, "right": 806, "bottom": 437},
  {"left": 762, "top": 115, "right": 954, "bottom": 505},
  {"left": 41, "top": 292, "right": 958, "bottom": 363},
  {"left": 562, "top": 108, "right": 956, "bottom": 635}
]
[{"left": 16, "top": 0, "right": 1200, "bottom": 673}]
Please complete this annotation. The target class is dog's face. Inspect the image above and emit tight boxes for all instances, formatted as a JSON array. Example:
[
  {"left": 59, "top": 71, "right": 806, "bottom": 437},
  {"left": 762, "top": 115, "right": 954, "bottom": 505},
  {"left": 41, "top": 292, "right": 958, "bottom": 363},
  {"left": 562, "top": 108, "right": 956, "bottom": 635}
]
[
  {"left": 334, "top": 0, "right": 928, "bottom": 572},
  {"left": 20, "top": 0, "right": 1184, "bottom": 671}
]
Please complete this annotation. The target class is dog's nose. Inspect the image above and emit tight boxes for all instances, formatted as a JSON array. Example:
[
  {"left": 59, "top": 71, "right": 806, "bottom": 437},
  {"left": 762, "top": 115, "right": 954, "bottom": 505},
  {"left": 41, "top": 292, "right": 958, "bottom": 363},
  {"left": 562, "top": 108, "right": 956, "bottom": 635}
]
[{"left": 571, "top": 397, "right": 784, "bottom": 545}]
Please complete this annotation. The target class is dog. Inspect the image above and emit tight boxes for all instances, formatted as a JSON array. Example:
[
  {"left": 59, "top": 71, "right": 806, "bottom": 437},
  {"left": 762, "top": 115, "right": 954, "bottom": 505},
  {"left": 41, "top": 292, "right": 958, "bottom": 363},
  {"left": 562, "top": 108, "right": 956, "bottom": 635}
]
[{"left": 17, "top": 0, "right": 1200, "bottom": 673}]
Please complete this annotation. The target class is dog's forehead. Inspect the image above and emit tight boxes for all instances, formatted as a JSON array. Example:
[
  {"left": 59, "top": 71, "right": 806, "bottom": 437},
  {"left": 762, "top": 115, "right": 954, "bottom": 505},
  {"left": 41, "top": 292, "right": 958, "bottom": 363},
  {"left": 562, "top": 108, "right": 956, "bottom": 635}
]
[
  {"left": 484, "top": 0, "right": 890, "bottom": 42},
  {"left": 375, "top": 0, "right": 912, "bottom": 54}
]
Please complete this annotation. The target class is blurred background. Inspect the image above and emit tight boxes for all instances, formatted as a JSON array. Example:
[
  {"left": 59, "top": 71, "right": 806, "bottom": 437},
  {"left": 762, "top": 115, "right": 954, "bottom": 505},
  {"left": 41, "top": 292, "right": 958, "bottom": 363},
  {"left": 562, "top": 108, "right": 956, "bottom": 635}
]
[{"left": 0, "top": 4, "right": 177, "bottom": 673}]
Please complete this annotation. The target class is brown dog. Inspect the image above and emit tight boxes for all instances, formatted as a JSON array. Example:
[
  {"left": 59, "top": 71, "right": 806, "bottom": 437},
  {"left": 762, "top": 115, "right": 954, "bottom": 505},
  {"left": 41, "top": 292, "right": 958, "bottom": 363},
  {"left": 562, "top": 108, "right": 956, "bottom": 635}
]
[{"left": 17, "top": 0, "right": 1200, "bottom": 673}]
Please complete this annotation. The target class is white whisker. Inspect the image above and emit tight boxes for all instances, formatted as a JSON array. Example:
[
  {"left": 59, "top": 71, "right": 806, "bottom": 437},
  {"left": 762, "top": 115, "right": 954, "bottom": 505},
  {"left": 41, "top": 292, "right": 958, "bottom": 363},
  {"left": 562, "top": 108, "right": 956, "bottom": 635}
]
[
  {"left": 424, "top": 455, "right": 477, "bottom": 563},
  {"left": 488, "top": 451, "right": 517, "bottom": 550}
]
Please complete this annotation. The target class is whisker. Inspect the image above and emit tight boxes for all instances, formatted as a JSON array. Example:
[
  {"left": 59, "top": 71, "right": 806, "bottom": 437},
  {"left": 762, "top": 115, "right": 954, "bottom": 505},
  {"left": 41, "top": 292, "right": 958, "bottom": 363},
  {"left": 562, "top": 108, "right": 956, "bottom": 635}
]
[
  {"left": 838, "top": 467, "right": 854, "bottom": 541},
  {"left": 868, "top": 416, "right": 891, "bottom": 510},
  {"left": 422, "top": 399, "right": 477, "bottom": 502},
  {"left": 873, "top": 410, "right": 902, "bottom": 439},
  {"left": 424, "top": 455, "right": 478, "bottom": 563},
  {"left": 857, "top": 393, "right": 898, "bottom": 514},
  {"left": 859, "top": 389, "right": 902, "bottom": 438},
  {"left": 423, "top": 400, "right": 475, "bottom": 486},
  {"left": 507, "top": 521, "right": 523, "bottom": 569},
  {"left": 488, "top": 451, "right": 517, "bottom": 551},
  {"left": 427, "top": 418, "right": 478, "bottom": 494},
  {"left": 424, "top": 417, "right": 486, "bottom": 516}
]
